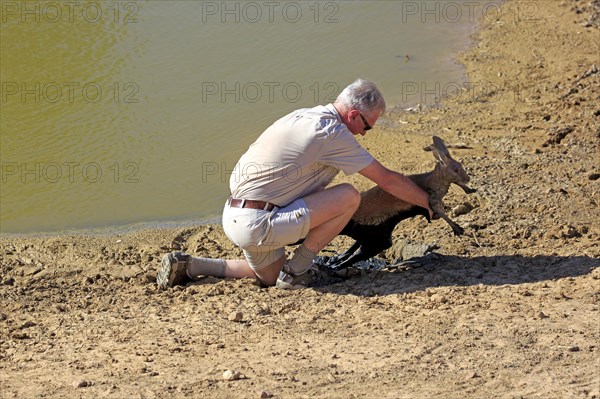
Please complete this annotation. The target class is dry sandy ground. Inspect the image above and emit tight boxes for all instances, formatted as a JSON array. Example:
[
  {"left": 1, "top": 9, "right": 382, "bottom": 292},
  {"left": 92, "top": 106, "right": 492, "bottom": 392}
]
[{"left": 1, "top": 1, "right": 599, "bottom": 398}]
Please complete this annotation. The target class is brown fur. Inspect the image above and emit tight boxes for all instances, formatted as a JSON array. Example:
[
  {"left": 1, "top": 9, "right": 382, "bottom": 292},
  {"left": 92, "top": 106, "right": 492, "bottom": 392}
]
[
  {"left": 323, "top": 137, "right": 476, "bottom": 269},
  {"left": 352, "top": 136, "right": 476, "bottom": 235}
]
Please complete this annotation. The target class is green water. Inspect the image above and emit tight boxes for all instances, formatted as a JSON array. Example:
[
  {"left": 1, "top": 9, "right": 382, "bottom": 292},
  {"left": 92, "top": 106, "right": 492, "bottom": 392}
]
[{"left": 1, "top": 1, "right": 485, "bottom": 234}]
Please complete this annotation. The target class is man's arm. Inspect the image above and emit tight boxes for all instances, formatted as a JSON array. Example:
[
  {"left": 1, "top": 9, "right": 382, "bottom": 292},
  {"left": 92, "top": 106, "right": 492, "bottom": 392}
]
[{"left": 358, "top": 159, "right": 434, "bottom": 219}]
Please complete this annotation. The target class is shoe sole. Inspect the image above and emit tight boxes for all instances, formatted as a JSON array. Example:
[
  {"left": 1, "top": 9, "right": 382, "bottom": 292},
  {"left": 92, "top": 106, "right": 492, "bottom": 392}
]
[
  {"left": 156, "top": 253, "right": 176, "bottom": 289},
  {"left": 275, "top": 279, "right": 306, "bottom": 290}
]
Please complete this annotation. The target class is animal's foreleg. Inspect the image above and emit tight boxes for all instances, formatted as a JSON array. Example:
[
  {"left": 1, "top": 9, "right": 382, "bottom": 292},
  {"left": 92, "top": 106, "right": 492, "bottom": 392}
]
[
  {"left": 457, "top": 183, "right": 477, "bottom": 194},
  {"left": 431, "top": 201, "right": 464, "bottom": 236}
]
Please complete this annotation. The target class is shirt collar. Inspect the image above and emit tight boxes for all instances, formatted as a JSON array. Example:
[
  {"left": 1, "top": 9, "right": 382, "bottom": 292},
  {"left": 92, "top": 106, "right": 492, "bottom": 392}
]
[{"left": 324, "top": 103, "right": 342, "bottom": 123}]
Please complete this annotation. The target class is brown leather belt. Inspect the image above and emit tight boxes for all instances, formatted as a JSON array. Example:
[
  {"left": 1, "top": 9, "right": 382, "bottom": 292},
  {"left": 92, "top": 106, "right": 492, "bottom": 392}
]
[{"left": 228, "top": 197, "right": 276, "bottom": 211}]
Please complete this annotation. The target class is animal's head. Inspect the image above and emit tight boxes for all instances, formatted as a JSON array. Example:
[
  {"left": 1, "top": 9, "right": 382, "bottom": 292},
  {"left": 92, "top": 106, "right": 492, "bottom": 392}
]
[{"left": 429, "top": 136, "right": 476, "bottom": 194}]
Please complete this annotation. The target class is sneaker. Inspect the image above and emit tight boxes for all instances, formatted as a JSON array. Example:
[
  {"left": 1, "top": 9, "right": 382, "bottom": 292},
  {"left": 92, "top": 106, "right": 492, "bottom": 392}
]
[
  {"left": 156, "top": 252, "right": 192, "bottom": 289},
  {"left": 275, "top": 264, "right": 339, "bottom": 290}
]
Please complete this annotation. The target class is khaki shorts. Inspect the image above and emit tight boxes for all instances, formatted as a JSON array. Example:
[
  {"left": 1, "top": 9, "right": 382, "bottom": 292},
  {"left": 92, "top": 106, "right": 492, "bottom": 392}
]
[{"left": 222, "top": 198, "right": 311, "bottom": 271}]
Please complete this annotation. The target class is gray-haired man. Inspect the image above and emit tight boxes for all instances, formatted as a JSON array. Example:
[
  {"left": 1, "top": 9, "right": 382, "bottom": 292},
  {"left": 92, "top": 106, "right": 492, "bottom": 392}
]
[{"left": 157, "top": 79, "right": 433, "bottom": 289}]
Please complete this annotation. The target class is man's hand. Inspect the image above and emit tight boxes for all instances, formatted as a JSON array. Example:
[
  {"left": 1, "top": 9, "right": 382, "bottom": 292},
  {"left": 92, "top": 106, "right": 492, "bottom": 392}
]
[{"left": 427, "top": 207, "right": 436, "bottom": 220}]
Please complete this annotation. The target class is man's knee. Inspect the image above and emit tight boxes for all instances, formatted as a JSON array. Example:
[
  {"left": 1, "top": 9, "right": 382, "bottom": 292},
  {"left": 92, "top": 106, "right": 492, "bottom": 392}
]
[
  {"left": 258, "top": 274, "right": 278, "bottom": 287},
  {"left": 253, "top": 256, "right": 285, "bottom": 286},
  {"left": 338, "top": 183, "right": 361, "bottom": 209}
]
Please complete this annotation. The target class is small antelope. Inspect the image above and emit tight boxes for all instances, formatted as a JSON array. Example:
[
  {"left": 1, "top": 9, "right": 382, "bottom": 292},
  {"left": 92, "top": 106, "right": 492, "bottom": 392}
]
[{"left": 330, "top": 136, "right": 476, "bottom": 269}]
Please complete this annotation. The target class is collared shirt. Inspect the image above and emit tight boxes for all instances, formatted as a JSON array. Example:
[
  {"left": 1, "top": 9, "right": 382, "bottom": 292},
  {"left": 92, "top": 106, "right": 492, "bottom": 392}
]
[{"left": 230, "top": 103, "right": 374, "bottom": 206}]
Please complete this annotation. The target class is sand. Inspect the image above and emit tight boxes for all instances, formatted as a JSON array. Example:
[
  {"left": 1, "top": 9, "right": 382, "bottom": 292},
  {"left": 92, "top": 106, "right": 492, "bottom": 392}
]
[{"left": 1, "top": 0, "right": 599, "bottom": 398}]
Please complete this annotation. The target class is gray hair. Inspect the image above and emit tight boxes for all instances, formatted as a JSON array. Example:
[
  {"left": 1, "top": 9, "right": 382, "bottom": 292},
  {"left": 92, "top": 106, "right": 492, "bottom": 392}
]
[{"left": 336, "top": 79, "right": 386, "bottom": 115}]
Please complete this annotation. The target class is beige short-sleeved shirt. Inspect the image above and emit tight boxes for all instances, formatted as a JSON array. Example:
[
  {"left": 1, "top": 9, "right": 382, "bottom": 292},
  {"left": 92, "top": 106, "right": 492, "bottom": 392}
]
[{"left": 230, "top": 103, "right": 374, "bottom": 206}]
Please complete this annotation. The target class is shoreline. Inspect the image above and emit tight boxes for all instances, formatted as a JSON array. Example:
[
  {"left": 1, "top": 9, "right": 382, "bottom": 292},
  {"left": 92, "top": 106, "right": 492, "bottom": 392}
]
[
  {"left": 1, "top": 1, "right": 599, "bottom": 398},
  {"left": 0, "top": 216, "right": 223, "bottom": 239}
]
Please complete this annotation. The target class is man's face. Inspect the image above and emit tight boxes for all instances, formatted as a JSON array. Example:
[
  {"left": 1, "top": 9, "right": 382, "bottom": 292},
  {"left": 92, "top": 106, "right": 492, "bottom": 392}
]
[{"left": 348, "top": 109, "right": 380, "bottom": 136}]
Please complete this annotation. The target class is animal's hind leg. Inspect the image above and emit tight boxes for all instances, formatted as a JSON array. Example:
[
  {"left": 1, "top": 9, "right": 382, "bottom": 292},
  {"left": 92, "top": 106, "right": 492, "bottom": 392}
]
[
  {"left": 324, "top": 241, "right": 361, "bottom": 269},
  {"left": 327, "top": 241, "right": 390, "bottom": 270},
  {"left": 332, "top": 250, "right": 371, "bottom": 270}
]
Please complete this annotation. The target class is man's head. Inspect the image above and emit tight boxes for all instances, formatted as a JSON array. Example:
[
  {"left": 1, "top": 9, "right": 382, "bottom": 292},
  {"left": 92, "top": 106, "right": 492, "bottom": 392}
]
[{"left": 334, "top": 79, "right": 386, "bottom": 136}]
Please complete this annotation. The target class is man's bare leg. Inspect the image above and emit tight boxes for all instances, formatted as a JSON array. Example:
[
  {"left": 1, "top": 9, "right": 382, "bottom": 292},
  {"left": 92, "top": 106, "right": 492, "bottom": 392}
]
[
  {"left": 222, "top": 259, "right": 257, "bottom": 279},
  {"left": 184, "top": 256, "right": 282, "bottom": 285},
  {"left": 244, "top": 256, "right": 286, "bottom": 286},
  {"left": 302, "top": 183, "right": 361, "bottom": 252},
  {"left": 284, "top": 183, "right": 360, "bottom": 274}
]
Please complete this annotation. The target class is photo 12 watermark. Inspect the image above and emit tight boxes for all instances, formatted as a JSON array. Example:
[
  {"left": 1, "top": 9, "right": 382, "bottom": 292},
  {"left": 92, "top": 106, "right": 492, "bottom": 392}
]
[
  {"left": 200, "top": 160, "right": 345, "bottom": 185},
  {"left": 198, "top": 1, "right": 340, "bottom": 23},
  {"left": 400, "top": 80, "right": 524, "bottom": 106},
  {"left": 399, "top": 1, "right": 540, "bottom": 24},
  {"left": 1, "top": 161, "right": 140, "bottom": 184},
  {"left": 200, "top": 81, "right": 339, "bottom": 104},
  {"left": 1, "top": 82, "right": 140, "bottom": 104},
  {"left": 1, "top": 1, "right": 140, "bottom": 24}
]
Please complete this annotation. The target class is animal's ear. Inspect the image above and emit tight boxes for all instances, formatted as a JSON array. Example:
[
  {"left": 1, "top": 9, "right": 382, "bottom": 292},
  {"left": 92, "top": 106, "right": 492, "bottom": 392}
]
[
  {"left": 429, "top": 146, "right": 445, "bottom": 164},
  {"left": 431, "top": 136, "right": 451, "bottom": 164},
  {"left": 432, "top": 136, "right": 451, "bottom": 156}
]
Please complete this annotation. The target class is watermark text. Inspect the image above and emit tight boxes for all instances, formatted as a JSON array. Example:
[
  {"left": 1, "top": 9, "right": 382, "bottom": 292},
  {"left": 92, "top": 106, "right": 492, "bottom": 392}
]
[
  {"left": 199, "top": 1, "right": 339, "bottom": 23},
  {"left": 1, "top": 82, "right": 140, "bottom": 104},
  {"left": 1, "top": 1, "right": 140, "bottom": 23},
  {"left": 400, "top": 1, "right": 540, "bottom": 24},
  {"left": 400, "top": 80, "right": 523, "bottom": 106},
  {"left": 201, "top": 81, "right": 339, "bottom": 104},
  {"left": 1, "top": 161, "right": 140, "bottom": 184}
]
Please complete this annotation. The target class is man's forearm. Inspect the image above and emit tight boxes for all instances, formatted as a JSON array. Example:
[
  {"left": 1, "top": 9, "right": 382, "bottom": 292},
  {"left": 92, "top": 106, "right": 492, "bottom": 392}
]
[
  {"left": 382, "top": 173, "right": 430, "bottom": 211},
  {"left": 358, "top": 160, "right": 432, "bottom": 215}
]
